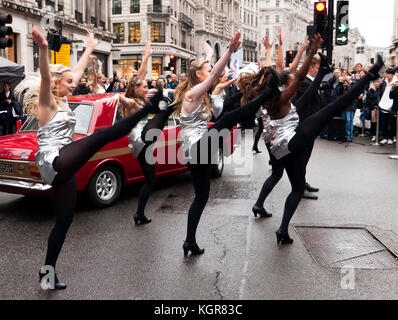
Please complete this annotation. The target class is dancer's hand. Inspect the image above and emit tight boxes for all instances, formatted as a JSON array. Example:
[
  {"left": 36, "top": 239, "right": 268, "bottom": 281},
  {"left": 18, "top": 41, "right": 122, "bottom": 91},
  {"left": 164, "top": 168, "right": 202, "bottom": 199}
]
[
  {"left": 278, "top": 29, "right": 286, "bottom": 46},
  {"left": 368, "top": 55, "right": 385, "bottom": 80},
  {"left": 299, "top": 36, "right": 309, "bottom": 52},
  {"left": 228, "top": 32, "right": 241, "bottom": 53},
  {"left": 144, "top": 43, "right": 152, "bottom": 57},
  {"left": 311, "top": 34, "right": 323, "bottom": 54},
  {"left": 262, "top": 36, "right": 275, "bottom": 50},
  {"left": 32, "top": 29, "right": 48, "bottom": 49},
  {"left": 87, "top": 31, "right": 98, "bottom": 50},
  {"left": 106, "top": 94, "right": 120, "bottom": 109},
  {"left": 318, "top": 52, "right": 332, "bottom": 74}
]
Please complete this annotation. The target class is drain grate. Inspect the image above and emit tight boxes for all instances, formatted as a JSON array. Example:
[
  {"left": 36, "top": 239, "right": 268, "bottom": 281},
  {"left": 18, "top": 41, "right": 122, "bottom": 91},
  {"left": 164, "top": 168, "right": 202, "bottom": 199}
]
[{"left": 295, "top": 227, "right": 398, "bottom": 270}]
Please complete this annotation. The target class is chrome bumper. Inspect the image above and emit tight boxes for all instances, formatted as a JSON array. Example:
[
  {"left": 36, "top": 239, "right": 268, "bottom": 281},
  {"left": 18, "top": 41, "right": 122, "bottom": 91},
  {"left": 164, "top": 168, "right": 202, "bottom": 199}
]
[{"left": 0, "top": 179, "right": 52, "bottom": 192}]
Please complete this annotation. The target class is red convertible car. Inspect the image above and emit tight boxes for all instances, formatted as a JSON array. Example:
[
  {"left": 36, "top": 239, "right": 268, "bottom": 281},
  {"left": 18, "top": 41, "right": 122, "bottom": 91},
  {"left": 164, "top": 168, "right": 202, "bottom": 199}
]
[{"left": 0, "top": 93, "right": 239, "bottom": 207}]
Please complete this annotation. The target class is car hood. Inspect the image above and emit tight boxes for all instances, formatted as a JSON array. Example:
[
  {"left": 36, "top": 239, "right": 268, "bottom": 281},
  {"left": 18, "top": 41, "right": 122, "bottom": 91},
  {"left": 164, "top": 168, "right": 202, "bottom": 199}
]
[{"left": 0, "top": 132, "right": 39, "bottom": 161}]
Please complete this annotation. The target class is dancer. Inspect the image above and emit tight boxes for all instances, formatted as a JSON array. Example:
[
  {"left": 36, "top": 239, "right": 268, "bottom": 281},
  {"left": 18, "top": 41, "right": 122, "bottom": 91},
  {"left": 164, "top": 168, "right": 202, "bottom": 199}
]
[
  {"left": 15, "top": 29, "right": 164, "bottom": 289},
  {"left": 108, "top": 43, "right": 175, "bottom": 225},
  {"left": 241, "top": 36, "right": 384, "bottom": 245},
  {"left": 173, "top": 32, "right": 283, "bottom": 256}
]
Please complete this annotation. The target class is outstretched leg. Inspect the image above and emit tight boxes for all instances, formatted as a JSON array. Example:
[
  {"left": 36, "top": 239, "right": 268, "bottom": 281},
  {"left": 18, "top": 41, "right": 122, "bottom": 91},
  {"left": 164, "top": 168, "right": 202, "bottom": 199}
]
[
  {"left": 289, "top": 71, "right": 380, "bottom": 154},
  {"left": 52, "top": 97, "right": 161, "bottom": 185}
]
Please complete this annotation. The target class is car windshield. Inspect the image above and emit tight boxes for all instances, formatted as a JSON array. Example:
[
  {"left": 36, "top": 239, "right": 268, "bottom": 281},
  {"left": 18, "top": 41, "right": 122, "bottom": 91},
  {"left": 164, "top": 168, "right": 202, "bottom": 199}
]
[{"left": 20, "top": 103, "right": 94, "bottom": 135}]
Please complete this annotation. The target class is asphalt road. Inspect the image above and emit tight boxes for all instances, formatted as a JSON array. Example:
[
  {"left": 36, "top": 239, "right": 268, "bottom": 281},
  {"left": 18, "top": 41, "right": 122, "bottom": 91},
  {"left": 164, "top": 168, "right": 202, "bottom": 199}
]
[{"left": 1, "top": 133, "right": 398, "bottom": 300}]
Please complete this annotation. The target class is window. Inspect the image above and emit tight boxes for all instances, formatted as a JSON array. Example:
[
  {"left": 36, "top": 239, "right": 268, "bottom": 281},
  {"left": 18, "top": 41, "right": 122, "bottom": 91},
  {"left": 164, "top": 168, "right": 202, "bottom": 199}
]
[
  {"left": 151, "top": 22, "right": 165, "bottom": 42},
  {"left": 131, "top": 0, "right": 140, "bottom": 13},
  {"left": 113, "top": 23, "right": 125, "bottom": 44},
  {"left": 356, "top": 47, "right": 365, "bottom": 54},
  {"left": 129, "top": 22, "right": 141, "bottom": 43},
  {"left": 265, "top": 16, "right": 270, "bottom": 24},
  {"left": 151, "top": 56, "right": 163, "bottom": 78},
  {"left": 276, "top": 0, "right": 280, "bottom": 7},
  {"left": 112, "top": 0, "right": 122, "bottom": 14},
  {"left": 153, "top": 0, "right": 162, "bottom": 12},
  {"left": 275, "top": 15, "right": 280, "bottom": 23}
]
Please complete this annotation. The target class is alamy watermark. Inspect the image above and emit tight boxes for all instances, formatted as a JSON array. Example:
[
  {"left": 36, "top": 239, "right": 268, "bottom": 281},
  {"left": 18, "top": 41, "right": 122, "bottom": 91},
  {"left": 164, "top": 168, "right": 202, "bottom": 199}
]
[{"left": 340, "top": 265, "right": 355, "bottom": 290}]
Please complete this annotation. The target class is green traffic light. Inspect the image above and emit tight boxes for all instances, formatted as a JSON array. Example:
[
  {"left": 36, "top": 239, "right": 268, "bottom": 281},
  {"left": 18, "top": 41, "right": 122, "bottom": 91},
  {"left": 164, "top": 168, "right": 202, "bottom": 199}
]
[{"left": 338, "top": 24, "right": 349, "bottom": 33}]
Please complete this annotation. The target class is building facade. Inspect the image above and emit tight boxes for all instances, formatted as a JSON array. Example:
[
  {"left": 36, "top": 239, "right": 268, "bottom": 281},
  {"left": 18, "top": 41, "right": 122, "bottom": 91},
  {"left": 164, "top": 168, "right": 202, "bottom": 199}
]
[
  {"left": 259, "top": 0, "right": 312, "bottom": 63},
  {"left": 334, "top": 27, "right": 376, "bottom": 70},
  {"left": 111, "top": 0, "right": 197, "bottom": 79},
  {"left": 388, "top": 0, "right": 398, "bottom": 65},
  {"left": 0, "top": 0, "right": 114, "bottom": 75},
  {"left": 191, "top": 0, "right": 240, "bottom": 66},
  {"left": 240, "top": 0, "right": 259, "bottom": 66}
]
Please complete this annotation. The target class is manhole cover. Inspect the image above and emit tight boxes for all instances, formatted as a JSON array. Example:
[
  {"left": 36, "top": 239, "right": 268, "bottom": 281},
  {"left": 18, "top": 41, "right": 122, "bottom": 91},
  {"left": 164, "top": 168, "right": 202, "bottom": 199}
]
[{"left": 295, "top": 227, "right": 398, "bottom": 270}]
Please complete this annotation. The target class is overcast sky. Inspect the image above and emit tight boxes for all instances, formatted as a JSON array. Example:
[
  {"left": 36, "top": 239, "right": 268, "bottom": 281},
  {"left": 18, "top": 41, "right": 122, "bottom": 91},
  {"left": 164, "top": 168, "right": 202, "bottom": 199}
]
[{"left": 310, "top": 0, "right": 395, "bottom": 48}]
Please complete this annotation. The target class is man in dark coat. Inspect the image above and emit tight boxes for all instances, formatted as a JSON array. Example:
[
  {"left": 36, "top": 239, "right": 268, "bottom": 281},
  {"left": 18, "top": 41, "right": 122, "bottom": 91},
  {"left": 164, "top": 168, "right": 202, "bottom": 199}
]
[
  {"left": 291, "top": 56, "right": 322, "bottom": 200},
  {"left": 72, "top": 78, "right": 92, "bottom": 96},
  {"left": 0, "top": 82, "right": 22, "bottom": 135}
]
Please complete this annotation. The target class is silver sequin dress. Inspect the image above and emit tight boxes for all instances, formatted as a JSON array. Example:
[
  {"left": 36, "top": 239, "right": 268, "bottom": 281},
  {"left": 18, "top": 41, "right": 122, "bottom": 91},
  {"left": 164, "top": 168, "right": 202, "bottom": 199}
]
[
  {"left": 178, "top": 103, "right": 211, "bottom": 160},
  {"left": 128, "top": 116, "right": 148, "bottom": 157},
  {"left": 262, "top": 105, "right": 300, "bottom": 160},
  {"left": 36, "top": 106, "right": 76, "bottom": 184}
]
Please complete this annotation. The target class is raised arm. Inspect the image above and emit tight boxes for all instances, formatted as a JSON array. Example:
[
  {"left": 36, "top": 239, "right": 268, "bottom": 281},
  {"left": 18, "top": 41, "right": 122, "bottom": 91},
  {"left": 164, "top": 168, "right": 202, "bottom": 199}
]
[
  {"left": 262, "top": 36, "right": 275, "bottom": 67},
  {"left": 32, "top": 29, "right": 57, "bottom": 115},
  {"left": 279, "top": 34, "right": 323, "bottom": 105},
  {"left": 137, "top": 43, "right": 152, "bottom": 80},
  {"left": 212, "top": 78, "right": 237, "bottom": 95},
  {"left": 275, "top": 29, "right": 286, "bottom": 72},
  {"left": 72, "top": 32, "right": 98, "bottom": 84},
  {"left": 288, "top": 36, "right": 309, "bottom": 73},
  {"left": 185, "top": 32, "right": 241, "bottom": 107}
]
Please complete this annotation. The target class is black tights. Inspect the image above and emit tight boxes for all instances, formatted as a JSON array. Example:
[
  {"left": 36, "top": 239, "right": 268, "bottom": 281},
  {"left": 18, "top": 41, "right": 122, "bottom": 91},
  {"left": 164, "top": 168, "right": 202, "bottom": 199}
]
[
  {"left": 184, "top": 88, "right": 273, "bottom": 244},
  {"left": 253, "top": 116, "right": 264, "bottom": 151},
  {"left": 135, "top": 107, "right": 175, "bottom": 217},
  {"left": 44, "top": 104, "right": 155, "bottom": 269},
  {"left": 257, "top": 73, "right": 375, "bottom": 233}
]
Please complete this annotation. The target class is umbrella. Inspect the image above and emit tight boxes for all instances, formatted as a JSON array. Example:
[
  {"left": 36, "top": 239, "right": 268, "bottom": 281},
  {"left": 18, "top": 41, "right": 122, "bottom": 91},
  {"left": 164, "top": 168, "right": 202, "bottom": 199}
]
[{"left": 0, "top": 57, "right": 25, "bottom": 89}]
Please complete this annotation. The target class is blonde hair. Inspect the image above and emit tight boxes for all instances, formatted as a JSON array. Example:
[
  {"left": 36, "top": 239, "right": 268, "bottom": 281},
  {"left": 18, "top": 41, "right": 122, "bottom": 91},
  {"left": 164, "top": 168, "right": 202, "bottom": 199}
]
[
  {"left": 15, "top": 64, "right": 72, "bottom": 117},
  {"left": 172, "top": 58, "right": 211, "bottom": 116}
]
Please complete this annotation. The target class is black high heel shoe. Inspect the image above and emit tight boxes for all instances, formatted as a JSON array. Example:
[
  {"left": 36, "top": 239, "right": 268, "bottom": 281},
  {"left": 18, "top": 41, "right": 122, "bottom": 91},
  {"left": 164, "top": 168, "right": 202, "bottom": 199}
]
[
  {"left": 134, "top": 214, "right": 152, "bottom": 225},
  {"left": 183, "top": 241, "right": 205, "bottom": 256},
  {"left": 275, "top": 229, "right": 294, "bottom": 245},
  {"left": 252, "top": 205, "right": 272, "bottom": 218},
  {"left": 252, "top": 147, "right": 262, "bottom": 154},
  {"left": 39, "top": 269, "right": 67, "bottom": 290}
]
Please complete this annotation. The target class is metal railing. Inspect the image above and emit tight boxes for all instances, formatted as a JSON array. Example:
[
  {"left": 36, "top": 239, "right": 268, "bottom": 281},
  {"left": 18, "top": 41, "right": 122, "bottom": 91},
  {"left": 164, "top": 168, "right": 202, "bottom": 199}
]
[
  {"left": 179, "top": 12, "right": 194, "bottom": 28},
  {"left": 147, "top": 5, "right": 172, "bottom": 15}
]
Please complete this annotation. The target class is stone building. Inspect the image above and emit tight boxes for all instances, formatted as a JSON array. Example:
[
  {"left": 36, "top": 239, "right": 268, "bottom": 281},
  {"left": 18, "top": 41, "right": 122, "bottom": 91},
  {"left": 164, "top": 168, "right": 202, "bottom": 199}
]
[
  {"left": 240, "top": 0, "right": 260, "bottom": 66},
  {"left": 0, "top": 0, "right": 114, "bottom": 75},
  {"left": 388, "top": 0, "right": 398, "bottom": 65},
  {"left": 111, "top": 0, "right": 197, "bottom": 79}
]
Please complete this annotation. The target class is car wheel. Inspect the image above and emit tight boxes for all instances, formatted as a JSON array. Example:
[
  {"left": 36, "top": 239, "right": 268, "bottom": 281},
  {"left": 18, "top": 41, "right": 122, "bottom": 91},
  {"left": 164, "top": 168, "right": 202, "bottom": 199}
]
[
  {"left": 211, "top": 148, "right": 224, "bottom": 178},
  {"left": 87, "top": 165, "right": 122, "bottom": 208}
]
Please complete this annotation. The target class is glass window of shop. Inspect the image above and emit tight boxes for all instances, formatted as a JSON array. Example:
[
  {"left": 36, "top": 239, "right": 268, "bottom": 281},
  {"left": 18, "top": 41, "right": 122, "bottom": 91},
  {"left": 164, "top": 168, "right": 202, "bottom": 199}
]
[
  {"left": 114, "top": 55, "right": 142, "bottom": 79},
  {"left": 129, "top": 22, "right": 141, "bottom": 43},
  {"left": 151, "top": 56, "right": 163, "bottom": 79},
  {"left": 113, "top": 23, "right": 125, "bottom": 44},
  {"left": 151, "top": 22, "right": 165, "bottom": 42}
]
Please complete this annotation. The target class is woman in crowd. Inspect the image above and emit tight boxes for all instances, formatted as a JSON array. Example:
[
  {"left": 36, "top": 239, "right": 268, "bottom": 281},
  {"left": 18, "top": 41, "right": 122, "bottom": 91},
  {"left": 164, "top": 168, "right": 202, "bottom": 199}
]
[{"left": 15, "top": 29, "right": 164, "bottom": 290}]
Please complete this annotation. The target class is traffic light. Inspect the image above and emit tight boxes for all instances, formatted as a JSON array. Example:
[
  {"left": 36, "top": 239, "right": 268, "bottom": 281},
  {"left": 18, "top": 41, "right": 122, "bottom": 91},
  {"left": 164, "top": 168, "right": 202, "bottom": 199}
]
[
  {"left": 0, "top": 13, "right": 13, "bottom": 49},
  {"left": 169, "top": 54, "right": 176, "bottom": 72},
  {"left": 313, "top": 1, "right": 328, "bottom": 45},
  {"left": 285, "top": 50, "right": 297, "bottom": 67},
  {"left": 336, "top": 0, "right": 349, "bottom": 46}
]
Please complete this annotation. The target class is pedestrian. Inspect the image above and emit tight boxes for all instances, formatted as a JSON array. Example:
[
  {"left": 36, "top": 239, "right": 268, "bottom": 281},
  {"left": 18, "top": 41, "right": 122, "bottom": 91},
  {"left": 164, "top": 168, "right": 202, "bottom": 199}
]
[
  {"left": 167, "top": 74, "right": 179, "bottom": 100},
  {"left": 0, "top": 81, "right": 23, "bottom": 135},
  {"left": 365, "top": 79, "right": 381, "bottom": 142},
  {"left": 291, "top": 52, "right": 322, "bottom": 200},
  {"left": 378, "top": 67, "right": 397, "bottom": 144},
  {"left": 72, "top": 77, "right": 92, "bottom": 95},
  {"left": 15, "top": 29, "right": 164, "bottom": 290}
]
